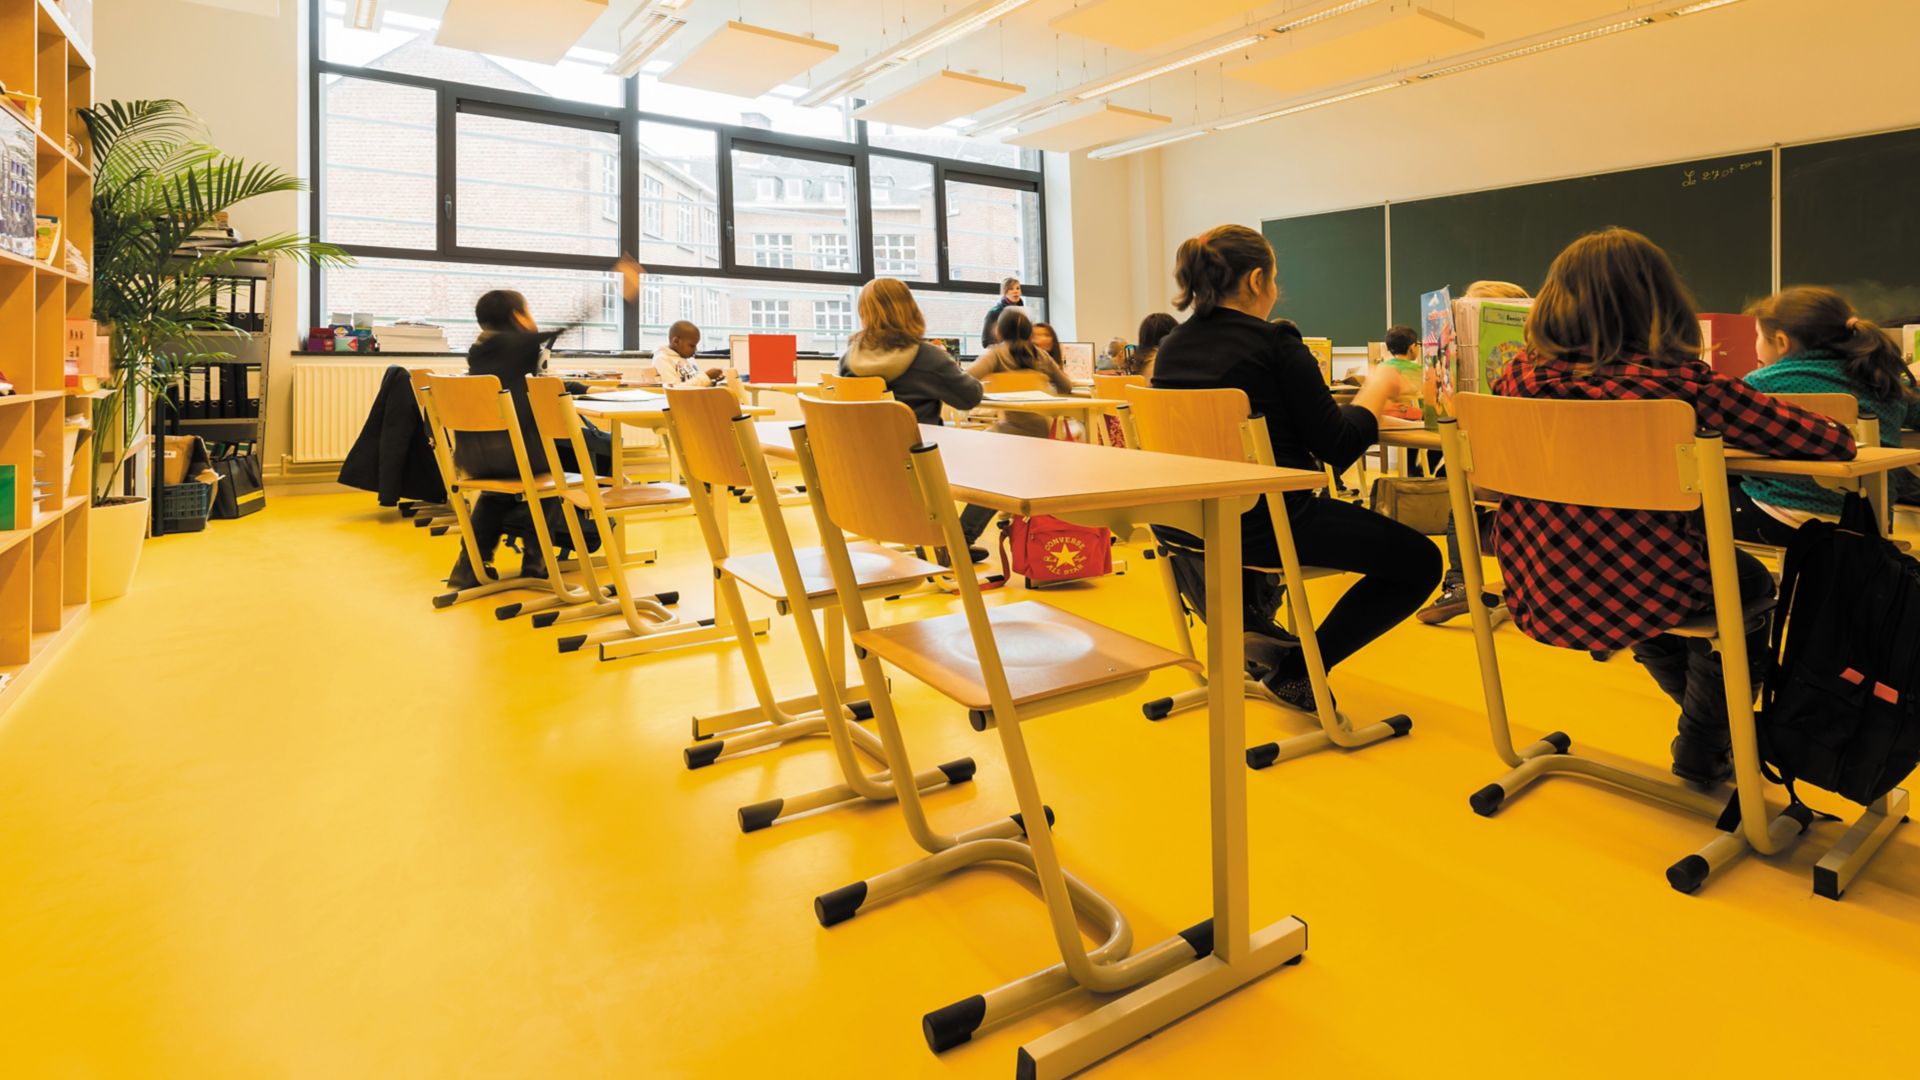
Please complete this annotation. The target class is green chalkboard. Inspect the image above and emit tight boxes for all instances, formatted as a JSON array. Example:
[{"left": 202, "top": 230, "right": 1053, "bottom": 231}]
[
  {"left": 1782, "top": 127, "right": 1920, "bottom": 324},
  {"left": 1261, "top": 205, "right": 1386, "bottom": 347},
  {"left": 1389, "top": 152, "right": 1773, "bottom": 325}
]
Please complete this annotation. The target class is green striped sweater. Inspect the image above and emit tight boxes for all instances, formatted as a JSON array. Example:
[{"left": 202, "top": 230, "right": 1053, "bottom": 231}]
[{"left": 1740, "top": 349, "right": 1920, "bottom": 514}]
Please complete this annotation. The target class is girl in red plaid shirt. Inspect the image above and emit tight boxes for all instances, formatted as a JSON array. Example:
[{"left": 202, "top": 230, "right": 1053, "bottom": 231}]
[{"left": 1490, "top": 228, "right": 1855, "bottom": 786}]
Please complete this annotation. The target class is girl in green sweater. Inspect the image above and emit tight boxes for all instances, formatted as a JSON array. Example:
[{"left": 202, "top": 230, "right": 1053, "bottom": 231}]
[{"left": 1732, "top": 285, "right": 1920, "bottom": 544}]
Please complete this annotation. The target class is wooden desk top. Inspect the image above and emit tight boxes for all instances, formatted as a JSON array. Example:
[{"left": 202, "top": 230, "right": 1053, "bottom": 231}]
[
  {"left": 1378, "top": 425, "right": 1920, "bottom": 478},
  {"left": 976, "top": 395, "right": 1123, "bottom": 414},
  {"left": 755, "top": 420, "right": 1322, "bottom": 517},
  {"left": 575, "top": 398, "right": 773, "bottom": 425}
]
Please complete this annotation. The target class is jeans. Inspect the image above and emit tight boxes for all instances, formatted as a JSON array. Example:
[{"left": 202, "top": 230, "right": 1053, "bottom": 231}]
[
  {"left": 1726, "top": 479, "right": 1804, "bottom": 547},
  {"left": 1159, "top": 492, "right": 1443, "bottom": 678},
  {"left": 1627, "top": 548, "right": 1776, "bottom": 749}
]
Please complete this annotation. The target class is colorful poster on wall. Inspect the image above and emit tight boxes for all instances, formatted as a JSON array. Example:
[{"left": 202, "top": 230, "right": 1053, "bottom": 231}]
[{"left": 1420, "top": 286, "right": 1455, "bottom": 430}]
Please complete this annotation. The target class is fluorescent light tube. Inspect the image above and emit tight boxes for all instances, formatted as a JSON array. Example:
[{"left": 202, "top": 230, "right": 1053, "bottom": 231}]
[
  {"left": 1214, "top": 80, "right": 1404, "bottom": 130},
  {"left": 349, "top": 0, "right": 381, "bottom": 31},
  {"left": 1272, "top": 0, "right": 1378, "bottom": 34},
  {"left": 797, "top": 0, "right": 1036, "bottom": 106},
  {"left": 1088, "top": 129, "right": 1206, "bottom": 159},
  {"left": 1667, "top": 0, "right": 1744, "bottom": 13},
  {"left": 608, "top": 14, "right": 685, "bottom": 77},
  {"left": 1075, "top": 35, "right": 1265, "bottom": 101},
  {"left": 1414, "top": 17, "right": 1652, "bottom": 79}
]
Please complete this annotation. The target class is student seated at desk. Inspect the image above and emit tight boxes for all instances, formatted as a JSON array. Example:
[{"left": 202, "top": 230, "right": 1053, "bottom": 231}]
[
  {"left": 1490, "top": 227, "right": 1854, "bottom": 785},
  {"left": 956, "top": 309, "right": 1073, "bottom": 548},
  {"left": 1122, "top": 313, "right": 1177, "bottom": 378},
  {"left": 447, "top": 289, "right": 613, "bottom": 589},
  {"left": 1032, "top": 321, "right": 1062, "bottom": 364},
  {"left": 653, "top": 320, "right": 725, "bottom": 388},
  {"left": 1728, "top": 286, "right": 1920, "bottom": 544},
  {"left": 1378, "top": 324, "right": 1424, "bottom": 422},
  {"left": 840, "top": 277, "right": 984, "bottom": 424},
  {"left": 1151, "top": 224, "right": 1440, "bottom": 710}
]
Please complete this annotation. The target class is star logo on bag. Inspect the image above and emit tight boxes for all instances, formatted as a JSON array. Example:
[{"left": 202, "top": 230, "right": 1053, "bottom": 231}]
[{"left": 1045, "top": 537, "right": 1086, "bottom": 575}]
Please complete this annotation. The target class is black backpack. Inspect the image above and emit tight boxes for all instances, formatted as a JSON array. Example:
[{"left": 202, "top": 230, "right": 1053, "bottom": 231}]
[{"left": 1759, "top": 494, "right": 1920, "bottom": 806}]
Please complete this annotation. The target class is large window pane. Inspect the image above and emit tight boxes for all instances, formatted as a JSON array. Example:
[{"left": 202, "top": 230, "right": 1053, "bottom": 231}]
[
  {"left": 638, "top": 274, "right": 858, "bottom": 355},
  {"left": 636, "top": 120, "right": 720, "bottom": 269},
  {"left": 914, "top": 289, "right": 1048, "bottom": 357},
  {"left": 322, "top": 257, "right": 621, "bottom": 352},
  {"left": 946, "top": 179, "right": 1043, "bottom": 286},
  {"left": 321, "top": 0, "right": 623, "bottom": 105},
  {"left": 868, "top": 157, "right": 935, "bottom": 282},
  {"left": 866, "top": 121, "right": 1040, "bottom": 171},
  {"left": 321, "top": 75, "right": 437, "bottom": 250},
  {"left": 731, "top": 147, "right": 857, "bottom": 274},
  {"left": 457, "top": 111, "right": 620, "bottom": 257}
]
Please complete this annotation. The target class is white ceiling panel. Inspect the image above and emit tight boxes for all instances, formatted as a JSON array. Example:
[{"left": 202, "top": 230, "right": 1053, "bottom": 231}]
[
  {"left": 435, "top": 0, "right": 609, "bottom": 64},
  {"left": 1007, "top": 102, "right": 1171, "bottom": 151},
  {"left": 1050, "top": 0, "right": 1273, "bottom": 52},
  {"left": 1230, "top": 2, "right": 1484, "bottom": 96},
  {"left": 660, "top": 21, "right": 840, "bottom": 99},
  {"left": 855, "top": 70, "right": 1027, "bottom": 129}
]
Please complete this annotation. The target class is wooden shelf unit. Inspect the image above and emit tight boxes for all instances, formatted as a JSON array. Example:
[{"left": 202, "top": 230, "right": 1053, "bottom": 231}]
[{"left": 0, "top": 0, "right": 92, "bottom": 712}]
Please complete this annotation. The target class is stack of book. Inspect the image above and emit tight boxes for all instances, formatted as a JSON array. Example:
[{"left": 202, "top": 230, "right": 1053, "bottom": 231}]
[{"left": 374, "top": 322, "right": 451, "bottom": 353}]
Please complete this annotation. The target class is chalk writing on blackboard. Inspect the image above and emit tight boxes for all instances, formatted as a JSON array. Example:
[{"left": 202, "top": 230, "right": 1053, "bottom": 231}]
[{"left": 1682, "top": 158, "right": 1768, "bottom": 187}]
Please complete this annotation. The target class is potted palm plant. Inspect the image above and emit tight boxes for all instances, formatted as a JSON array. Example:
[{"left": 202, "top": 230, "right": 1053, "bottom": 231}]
[{"left": 82, "top": 100, "right": 347, "bottom": 598}]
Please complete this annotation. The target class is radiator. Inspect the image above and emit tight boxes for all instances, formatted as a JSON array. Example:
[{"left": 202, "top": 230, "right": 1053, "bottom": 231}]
[{"left": 292, "top": 361, "right": 452, "bottom": 463}]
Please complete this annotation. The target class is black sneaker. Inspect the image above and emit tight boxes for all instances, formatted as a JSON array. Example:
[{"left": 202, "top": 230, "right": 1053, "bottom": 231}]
[
  {"left": 1263, "top": 674, "right": 1333, "bottom": 714},
  {"left": 447, "top": 552, "right": 483, "bottom": 591},
  {"left": 1670, "top": 734, "right": 1733, "bottom": 788},
  {"left": 1243, "top": 632, "right": 1301, "bottom": 681}
]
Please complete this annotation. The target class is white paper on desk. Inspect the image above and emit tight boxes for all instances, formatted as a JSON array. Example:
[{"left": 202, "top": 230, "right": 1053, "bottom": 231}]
[
  {"left": 582, "top": 389, "right": 665, "bottom": 402},
  {"left": 1377, "top": 415, "right": 1425, "bottom": 429},
  {"left": 983, "top": 390, "right": 1058, "bottom": 403}
]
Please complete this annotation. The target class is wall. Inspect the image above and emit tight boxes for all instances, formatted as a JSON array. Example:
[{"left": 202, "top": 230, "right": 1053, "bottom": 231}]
[
  {"left": 1154, "top": 0, "right": 1920, "bottom": 288},
  {"left": 97, "top": 0, "right": 307, "bottom": 475}
]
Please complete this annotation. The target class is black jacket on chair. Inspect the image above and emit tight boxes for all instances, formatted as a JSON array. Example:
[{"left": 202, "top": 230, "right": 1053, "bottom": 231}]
[{"left": 337, "top": 364, "right": 445, "bottom": 506}]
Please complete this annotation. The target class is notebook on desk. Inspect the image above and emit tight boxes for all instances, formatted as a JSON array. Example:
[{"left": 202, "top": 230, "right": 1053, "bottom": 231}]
[
  {"left": 582, "top": 389, "right": 665, "bottom": 403},
  {"left": 983, "top": 390, "right": 1058, "bottom": 403}
]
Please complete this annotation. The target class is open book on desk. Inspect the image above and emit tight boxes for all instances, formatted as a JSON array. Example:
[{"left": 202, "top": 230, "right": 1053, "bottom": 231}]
[
  {"left": 580, "top": 389, "right": 665, "bottom": 403},
  {"left": 982, "top": 390, "right": 1059, "bottom": 403}
]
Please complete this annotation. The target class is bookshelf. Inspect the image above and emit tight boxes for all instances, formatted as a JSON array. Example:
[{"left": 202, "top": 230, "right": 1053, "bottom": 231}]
[{"left": 0, "top": 0, "right": 93, "bottom": 712}]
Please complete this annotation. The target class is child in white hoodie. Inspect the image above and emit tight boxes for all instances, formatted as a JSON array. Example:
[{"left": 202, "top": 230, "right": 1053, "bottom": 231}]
[{"left": 652, "top": 320, "right": 724, "bottom": 388}]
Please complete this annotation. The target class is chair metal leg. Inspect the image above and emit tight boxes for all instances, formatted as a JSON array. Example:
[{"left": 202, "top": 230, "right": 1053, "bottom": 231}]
[{"left": 1812, "top": 788, "right": 1909, "bottom": 900}]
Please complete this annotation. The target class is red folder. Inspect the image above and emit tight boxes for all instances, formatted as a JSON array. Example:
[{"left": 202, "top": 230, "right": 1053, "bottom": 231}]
[
  {"left": 747, "top": 334, "right": 798, "bottom": 384},
  {"left": 1699, "top": 314, "right": 1759, "bottom": 379}
]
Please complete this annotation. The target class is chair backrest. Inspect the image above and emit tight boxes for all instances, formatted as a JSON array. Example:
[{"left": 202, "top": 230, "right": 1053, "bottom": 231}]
[
  {"left": 425, "top": 374, "right": 509, "bottom": 433},
  {"left": 521, "top": 375, "right": 576, "bottom": 451},
  {"left": 1452, "top": 393, "right": 1701, "bottom": 512},
  {"left": 1771, "top": 391, "right": 1859, "bottom": 425},
  {"left": 665, "top": 386, "right": 751, "bottom": 487},
  {"left": 820, "top": 374, "right": 889, "bottom": 401},
  {"left": 982, "top": 369, "right": 1050, "bottom": 394},
  {"left": 796, "top": 395, "right": 944, "bottom": 547},
  {"left": 1092, "top": 373, "right": 1145, "bottom": 400},
  {"left": 1122, "top": 385, "right": 1253, "bottom": 464}
]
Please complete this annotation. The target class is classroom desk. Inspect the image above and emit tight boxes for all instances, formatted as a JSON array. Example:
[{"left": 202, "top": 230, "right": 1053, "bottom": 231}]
[
  {"left": 758, "top": 419, "right": 1323, "bottom": 1076},
  {"left": 741, "top": 382, "right": 815, "bottom": 406},
  {"left": 970, "top": 395, "right": 1123, "bottom": 443},
  {"left": 571, "top": 397, "right": 775, "bottom": 658}
]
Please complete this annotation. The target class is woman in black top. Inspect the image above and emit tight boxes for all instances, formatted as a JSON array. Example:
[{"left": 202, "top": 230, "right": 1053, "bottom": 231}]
[{"left": 1151, "top": 225, "right": 1441, "bottom": 708}]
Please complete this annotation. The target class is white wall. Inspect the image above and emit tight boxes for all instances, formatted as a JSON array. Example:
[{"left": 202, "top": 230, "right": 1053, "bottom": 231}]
[
  {"left": 1146, "top": 0, "right": 1920, "bottom": 302},
  {"left": 97, "top": 0, "right": 308, "bottom": 473}
]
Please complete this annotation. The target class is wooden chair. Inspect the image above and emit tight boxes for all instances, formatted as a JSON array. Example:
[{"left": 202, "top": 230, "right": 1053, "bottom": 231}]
[
  {"left": 1089, "top": 374, "right": 1145, "bottom": 448},
  {"left": 418, "top": 374, "right": 583, "bottom": 611},
  {"left": 980, "top": 369, "right": 1051, "bottom": 395},
  {"left": 516, "top": 377, "right": 700, "bottom": 657},
  {"left": 399, "top": 368, "right": 459, "bottom": 536},
  {"left": 1441, "top": 392, "right": 1907, "bottom": 894},
  {"left": 792, "top": 395, "right": 1213, "bottom": 1055},
  {"left": 661, "top": 387, "right": 970, "bottom": 830},
  {"left": 816, "top": 372, "right": 890, "bottom": 401},
  {"left": 1768, "top": 392, "right": 1888, "bottom": 530},
  {"left": 1118, "top": 385, "right": 1412, "bottom": 769}
]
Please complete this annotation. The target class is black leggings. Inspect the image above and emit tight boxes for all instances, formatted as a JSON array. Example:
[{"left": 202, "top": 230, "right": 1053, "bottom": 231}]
[
  {"left": 1161, "top": 493, "right": 1443, "bottom": 677},
  {"left": 1726, "top": 479, "right": 1805, "bottom": 547}
]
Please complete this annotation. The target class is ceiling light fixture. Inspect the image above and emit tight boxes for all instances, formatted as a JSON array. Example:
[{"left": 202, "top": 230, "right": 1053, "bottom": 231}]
[
  {"left": 1213, "top": 80, "right": 1404, "bottom": 130},
  {"left": 349, "top": 0, "right": 381, "bottom": 31},
  {"left": 1667, "top": 0, "right": 1744, "bottom": 13},
  {"left": 1271, "top": 0, "right": 1378, "bottom": 34},
  {"left": 608, "top": 12, "right": 686, "bottom": 76},
  {"left": 1087, "top": 129, "right": 1206, "bottom": 159},
  {"left": 1074, "top": 34, "right": 1265, "bottom": 101},
  {"left": 1413, "top": 17, "right": 1652, "bottom": 79},
  {"left": 797, "top": 0, "right": 1035, "bottom": 107}
]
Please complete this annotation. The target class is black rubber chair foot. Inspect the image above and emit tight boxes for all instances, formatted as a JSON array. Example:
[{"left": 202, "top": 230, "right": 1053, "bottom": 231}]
[
  {"left": 968, "top": 709, "right": 989, "bottom": 731},
  {"left": 531, "top": 612, "right": 559, "bottom": 629},
  {"left": 429, "top": 526, "right": 450, "bottom": 536},
  {"left": 557, "top": 634, "right": 587, "bottom": 654},
  {"left": 937, "top": 758, "right": 977, "bottom": 785},
  {"left": 431, "top": 592, "right": 457, "bottom": 609},
  {"left": 1246, "top": 743, "right": 1281, "bottom": 770},
  {"left": 1010, "top": 806, "right": 1056, "bottom": 836},
  {"left": 1469, "top": 783, "right": 1506, "bottom": 817},
  {"left": 494, "top": 602, "right": 522, "bottom": 621},
  {"left": 738, "top": 798, "right": 782, "bottom": 833},
  {"left": 1543, "top": 730, "right": 1573, "bottom": 754},
  {"left": 653, "top": 590, "right": 680, "bottom": 606},
  {"left": 847, "top": 699, "right": 874, "bottom": 721},
  {"left": 1143, "top": 697, "right": 1174, "bottom": 721},
  {"left": 1283, "top": 953, "right": 1306, "bottom": 967},
  {"left": 1385, "top": 714, "right": 1413, "bottom": 737},
  {"left": 684, "top": 741, "right": 724, "bottom": 769},
  {"left": 922, "top": 995, "right": 986, "bottom": 1054},
  {"left": 1667, "top": 854, "right": 1711, "bottom": 895},
  {"left": 815, "top": 881, "right": 868, "bottom": 927}
]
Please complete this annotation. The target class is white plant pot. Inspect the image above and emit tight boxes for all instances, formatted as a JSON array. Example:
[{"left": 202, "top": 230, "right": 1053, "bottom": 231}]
[{"left": 89, "top": 497, "right": 148, "bottom": 601}]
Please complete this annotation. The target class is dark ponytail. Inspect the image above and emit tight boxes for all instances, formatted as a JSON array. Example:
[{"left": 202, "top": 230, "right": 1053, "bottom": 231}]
[
  {"left": 994, "top": 307, "right": 1040, "bottom": 370},
  {"left": 1748, "top": 286, "right": 1912, "bottom": 402},
  {"left": 1173, "top": 224, "right": 1275, "bottom": 318}
]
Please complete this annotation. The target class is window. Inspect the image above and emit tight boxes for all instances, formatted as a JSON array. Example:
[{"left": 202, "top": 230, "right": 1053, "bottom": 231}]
[
  {"left": 750, "top": 299, "right": 790, "bottom": 330},
  {"left": 642, "top": 281, "right": 662, "bottom": 328},
  {"left": 456, "top": 109, "right": 620, "bottom": 257},
  {"left": 945, "top": 178, "right": 1043, "bottom": 286},
  {"left": 813, "top": 234, "right": 850, "bottom": 272},
  {"left": 313, "top": 0, "right": 1045, "bottom": 358},
  {"left": 751, "top": 233, "right": 794, "bottom": 269},
  {"left": 641, "top": 175, "right": 663, "bottom": 237},
  {"left": 875, "top": 234, "right": 919, "bottom": 276}
]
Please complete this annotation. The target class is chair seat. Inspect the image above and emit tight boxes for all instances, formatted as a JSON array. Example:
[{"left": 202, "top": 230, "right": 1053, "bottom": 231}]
[
  {"left": 563, "top": 482, "right": 691, "bottom": 511},
  {"left": 722, "top": 541, "right": 942, "bottom": 601},
  {"left": 454, "top": 471, "right": 587, "bottom": 495},
  {"left": 1668, "top": 597, "right": 1778, "bottom": 639},
  {"left": 852, "top": 600, "right": 1201, "bottom": 712}
]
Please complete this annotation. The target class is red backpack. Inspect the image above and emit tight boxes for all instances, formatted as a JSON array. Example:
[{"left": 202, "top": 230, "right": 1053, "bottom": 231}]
[{"left": 998, "top": 515, "right": 1113, "bottom": 588}]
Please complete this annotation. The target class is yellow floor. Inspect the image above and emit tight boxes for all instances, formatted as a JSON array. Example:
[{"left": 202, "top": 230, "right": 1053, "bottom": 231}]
[{"left": 4, "top": 492, "right": 1919, "bottom": 1078}]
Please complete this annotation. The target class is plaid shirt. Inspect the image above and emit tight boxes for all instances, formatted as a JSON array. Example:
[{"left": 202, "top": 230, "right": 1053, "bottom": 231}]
[{"left": 1489, "top": 353, "right": 1856, "bottom": 650}]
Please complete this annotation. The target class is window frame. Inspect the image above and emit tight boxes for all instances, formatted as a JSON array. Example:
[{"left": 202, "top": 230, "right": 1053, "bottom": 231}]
[{"left": 309, "top": 7, "right": 1048, "bottom": 352}]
